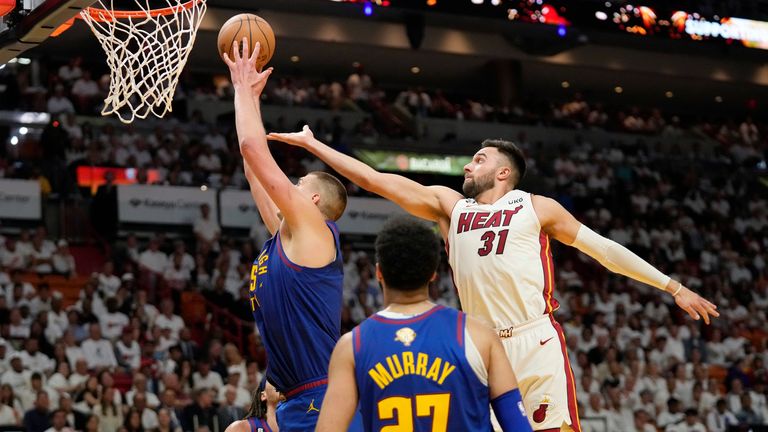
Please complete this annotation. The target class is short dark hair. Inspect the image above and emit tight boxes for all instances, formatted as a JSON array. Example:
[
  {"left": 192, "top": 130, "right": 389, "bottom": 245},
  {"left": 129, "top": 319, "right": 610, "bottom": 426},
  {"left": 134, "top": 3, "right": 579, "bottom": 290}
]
[
  {"left": 481, "top": 139, "right": 526, "bottom": 186},
  {"left": 375, "top": 216, "right": 440, "bottom": 292},
  {"left": 309, "top": 171, "right": 348, "bottom": 221}
]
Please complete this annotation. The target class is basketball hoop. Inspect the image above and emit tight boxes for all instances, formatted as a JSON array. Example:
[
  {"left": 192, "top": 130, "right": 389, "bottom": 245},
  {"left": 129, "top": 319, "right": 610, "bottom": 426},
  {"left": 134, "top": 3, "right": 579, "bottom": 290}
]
[{"left": 79, "top": 0, "right": 207, "bottom": 123}]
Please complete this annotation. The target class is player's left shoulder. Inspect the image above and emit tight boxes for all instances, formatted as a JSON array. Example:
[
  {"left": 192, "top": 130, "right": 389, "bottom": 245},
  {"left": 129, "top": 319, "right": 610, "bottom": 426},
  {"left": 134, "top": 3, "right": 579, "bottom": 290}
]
[{"left": 223, "top": 420, "right": 251, "bottom": 432}]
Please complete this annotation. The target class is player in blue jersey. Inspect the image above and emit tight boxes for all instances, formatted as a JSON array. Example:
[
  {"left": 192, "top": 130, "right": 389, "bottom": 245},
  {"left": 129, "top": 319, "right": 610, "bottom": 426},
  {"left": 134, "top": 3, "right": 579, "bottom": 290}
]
[
  {"left": 224, "top": 40, "right": 362, "bottom": 432},
  {"left": 225, "top": 379, "right": 279, "bottom": 432},
  {"left": 317, "top": 216, "right": 532, "bottom": 432}
]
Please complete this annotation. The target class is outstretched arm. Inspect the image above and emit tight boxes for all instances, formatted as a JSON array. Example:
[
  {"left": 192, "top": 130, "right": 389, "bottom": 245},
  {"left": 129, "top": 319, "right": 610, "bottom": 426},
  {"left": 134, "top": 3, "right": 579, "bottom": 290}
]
[
  {"left": 533, "top": 195, "right": 719, "bottom": 324},
  {"left": 225, "top": 40, "right": 333, "bottom": 265},
  {"left": 268, "top": 126, "right": 462, "bottom": 225},
  {"left": 316, "top": 333, "right": 358, "bottom": 432}
]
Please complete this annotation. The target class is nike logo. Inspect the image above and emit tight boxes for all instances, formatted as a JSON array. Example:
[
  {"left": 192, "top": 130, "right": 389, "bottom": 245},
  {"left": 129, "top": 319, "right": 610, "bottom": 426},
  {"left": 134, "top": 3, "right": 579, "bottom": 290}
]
[{"left": 539, "top": 337, "right": 554, "bottom": 346}]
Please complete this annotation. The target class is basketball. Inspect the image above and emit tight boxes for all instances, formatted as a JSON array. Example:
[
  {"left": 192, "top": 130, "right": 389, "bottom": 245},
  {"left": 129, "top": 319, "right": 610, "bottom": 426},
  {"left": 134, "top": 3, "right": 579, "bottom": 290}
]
[{"left": 217, "top": 14, "right": 276, "bottom": 71}]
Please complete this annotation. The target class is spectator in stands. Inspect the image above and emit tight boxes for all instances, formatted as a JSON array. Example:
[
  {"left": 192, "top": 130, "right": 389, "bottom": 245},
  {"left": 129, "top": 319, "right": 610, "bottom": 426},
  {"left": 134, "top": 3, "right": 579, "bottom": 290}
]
[
  {"left": 180, "top": 389, "right": 217, "bottom": 432},
  {"left": 20, "top": 339, "right": 54, "bottom": 375},
  {"left": 192, "top": 204, "right": 220, "bottom": 251},
  {"left": 58, "top": 57, "right": 83, "bottom": 84},
  {"left": 0, "top": 383, "right": 22, "bottom": 426},
  {"left": 217, "top": 386, "right": 245, "bottom": 431},
  {"left": 139, "top": 237, "right": 169, "bottom": 279},
  {"left": 217, "top": 370, "right": 249, "bottom": 408},
  {"left": 196, "top": 145, "right": 222, "bottom": 173},
  {"left": 57, "top": 394, "right": 86, "bottom": 431},
  {"left": 154, "top": 299, "right": 184, "bottom": 343},
  {"left": 71, "top": 71, "right": 100, "bottom": 114},
  {"left": 99, "top": 298, "right": 128, "bottom": 341},
  {"left": 115, "top": 326, "right": 141, "bottom": 371},
  {"left": 47, "top": 85, "right": 75, "bottom": 116},
  {"left": 737, "top": 393, "right": 765, "bottom": 426},
  {"left": 192, "top": 359, "right": 223, "bottom": 392},
  {"left": 133, "top": 392, "right": 158, "bottom": 430},
  {"left": 1, "top": 238, "right": 27, "bottom": 270},
  {"left": 92, "top": 387, "right": 122, "bottom": 432},
  {"left": 91, "top": 171, "right": 118, "bottom": 242},
  {"left": 22, "top": 391, "right": 51, "bottom": 432},
  {"left": 45, "top": 408, "right": 74, "bottom": 432},
  {"left": 48, "top": 362, "right": 73, "bottom": 395},
  {"left": 707, "top": 398, "right": 739, "bottom": 432},
  {"left": 97, "top": 261, "right": 121, "bottom": 299},
  {"left": 80, "top": 323, "right": 117, "bottom": 370},
  {"left": 52, "top": 240, "right": 76, "bottom": 277}
]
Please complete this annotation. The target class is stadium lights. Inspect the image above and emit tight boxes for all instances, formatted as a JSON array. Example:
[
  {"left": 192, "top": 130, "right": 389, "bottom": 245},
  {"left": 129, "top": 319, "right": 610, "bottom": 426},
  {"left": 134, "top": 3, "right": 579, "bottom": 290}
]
[
  {"left": 19, "top": 127, "right": 28, "bottom": 135},
  {"left": 10, "top": 136, "right": 18, "bottom": 146}
]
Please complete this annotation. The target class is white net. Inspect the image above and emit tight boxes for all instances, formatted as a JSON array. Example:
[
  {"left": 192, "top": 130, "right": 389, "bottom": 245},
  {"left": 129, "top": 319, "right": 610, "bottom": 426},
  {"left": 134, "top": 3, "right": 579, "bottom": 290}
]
[{"left": 80, "top": 0, "right": 207, "bottom": 123}]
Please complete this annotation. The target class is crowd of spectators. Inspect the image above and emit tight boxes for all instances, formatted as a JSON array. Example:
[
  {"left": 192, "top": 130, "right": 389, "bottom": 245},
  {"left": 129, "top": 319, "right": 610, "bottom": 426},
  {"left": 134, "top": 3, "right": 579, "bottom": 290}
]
[{"left": 0, "top": 56, "right": 767, "bottom": 432}]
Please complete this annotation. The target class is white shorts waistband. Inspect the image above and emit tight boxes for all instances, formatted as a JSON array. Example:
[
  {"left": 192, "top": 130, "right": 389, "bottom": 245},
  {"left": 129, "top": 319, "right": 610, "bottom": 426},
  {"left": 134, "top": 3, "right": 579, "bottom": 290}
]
[{"left": 496, "top": 314, "right": 552, "bottom": 339}]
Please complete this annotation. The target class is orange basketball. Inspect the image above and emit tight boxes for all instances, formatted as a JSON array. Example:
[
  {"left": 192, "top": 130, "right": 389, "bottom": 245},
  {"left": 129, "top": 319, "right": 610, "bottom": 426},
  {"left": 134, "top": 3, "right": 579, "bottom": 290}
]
[{"left": 217, "top": 14, "right": 276, "bottom": 71}]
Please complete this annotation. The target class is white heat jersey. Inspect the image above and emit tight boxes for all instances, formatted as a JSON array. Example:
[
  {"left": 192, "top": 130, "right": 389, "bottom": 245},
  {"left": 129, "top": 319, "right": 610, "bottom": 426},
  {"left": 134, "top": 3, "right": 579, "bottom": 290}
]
[{"left": 447, "top": 189, "right": 558, "bottom": 329}]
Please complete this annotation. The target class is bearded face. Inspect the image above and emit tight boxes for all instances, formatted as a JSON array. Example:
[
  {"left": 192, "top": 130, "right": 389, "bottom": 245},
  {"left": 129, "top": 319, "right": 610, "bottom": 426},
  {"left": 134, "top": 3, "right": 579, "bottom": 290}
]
[{"left": 462, "top": 170, "right": 496, "bottom": 198}]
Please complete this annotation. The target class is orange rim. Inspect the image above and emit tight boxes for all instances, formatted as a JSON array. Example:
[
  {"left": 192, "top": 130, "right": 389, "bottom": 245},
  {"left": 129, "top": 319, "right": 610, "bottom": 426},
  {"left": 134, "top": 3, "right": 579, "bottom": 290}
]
[{"left": 81, "top": 0, "right": 203, "bottom": 21}]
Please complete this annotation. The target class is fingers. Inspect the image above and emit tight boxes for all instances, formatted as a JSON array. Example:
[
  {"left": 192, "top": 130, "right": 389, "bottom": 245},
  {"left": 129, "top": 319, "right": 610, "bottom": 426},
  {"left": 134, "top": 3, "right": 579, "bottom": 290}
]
[
  {"left": 303, "top": 125, "right": 311, "bottom": 132},
  {"left": 222, "top": 52, "right": 235, "bottom": 68},
  {"left": 242, "top": 37, "right": 253, "bottom": 61},
  {"left": 685, "top": 305, "right": 700, "bottom": 321},
  {"left": 249, "top": 41, "right": 261, "bottom": 63},
  {"left": 232, "top": 40, "right": 241, "bottom": 62},
  {"left": 266, "top": 133, "right": 288, "bottom": 142}
]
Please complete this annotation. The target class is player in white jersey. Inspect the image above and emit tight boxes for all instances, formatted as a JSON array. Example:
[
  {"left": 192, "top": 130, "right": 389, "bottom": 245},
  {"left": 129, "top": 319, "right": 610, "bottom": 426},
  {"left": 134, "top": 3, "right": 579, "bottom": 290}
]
[{"left": 268, "top": 128, "right": 719, "bottom": 432}]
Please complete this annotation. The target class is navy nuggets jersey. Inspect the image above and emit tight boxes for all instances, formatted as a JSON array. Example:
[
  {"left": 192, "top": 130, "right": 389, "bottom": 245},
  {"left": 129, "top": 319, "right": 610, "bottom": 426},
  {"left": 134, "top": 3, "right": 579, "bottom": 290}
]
[
  {"left": 353, "top": 305, "right": 491, "bottom": 431},
  {"left": 246, "top": 417, "right": 272, "bottom": 432},
  {"left": 249, "top": 222, "right": 343, "bottom": 394}
]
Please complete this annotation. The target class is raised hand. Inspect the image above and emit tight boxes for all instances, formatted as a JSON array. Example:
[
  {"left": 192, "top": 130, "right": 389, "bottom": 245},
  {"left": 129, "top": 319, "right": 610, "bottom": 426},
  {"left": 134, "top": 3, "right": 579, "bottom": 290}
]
[
  {"left": 674, "top": 285, "right": 719, "bottom": 325},
  {"left": 222, "top": 38, "right": 273, "bottom": 96},
  {"left": 267, "top": 125, "right": 316, "bottom": 149}
]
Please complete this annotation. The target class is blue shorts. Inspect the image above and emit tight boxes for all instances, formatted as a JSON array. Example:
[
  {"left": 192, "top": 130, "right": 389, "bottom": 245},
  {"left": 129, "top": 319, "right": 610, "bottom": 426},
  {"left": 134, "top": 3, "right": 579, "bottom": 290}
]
[{"left": 276, "top": 385, "right": 363, "bottom": 432}]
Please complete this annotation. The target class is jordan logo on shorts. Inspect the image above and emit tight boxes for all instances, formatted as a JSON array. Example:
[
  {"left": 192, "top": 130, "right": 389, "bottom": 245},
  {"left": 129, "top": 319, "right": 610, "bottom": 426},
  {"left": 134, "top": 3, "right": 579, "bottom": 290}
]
[
  {"left": 539, "top": 337, "right": 553, "bottom": 346},
  {"left": 307, "top": 399, "right": 320, "bottom": 413}
]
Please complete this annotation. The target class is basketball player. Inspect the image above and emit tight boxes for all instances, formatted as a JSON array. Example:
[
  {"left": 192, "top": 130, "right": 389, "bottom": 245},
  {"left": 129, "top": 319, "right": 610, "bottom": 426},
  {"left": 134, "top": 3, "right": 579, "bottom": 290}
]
[
  {"left": 223, "top": 40, "right": 362, "bottom": 431},
  {"left": 225, "top": 379, "right": 279, "bottom": 432},
  {"left": 268, "top": 127, "right": 719, "bottom": 432},
  {"left": 318, "top": 216, "right": 532, "bottom": 432}
]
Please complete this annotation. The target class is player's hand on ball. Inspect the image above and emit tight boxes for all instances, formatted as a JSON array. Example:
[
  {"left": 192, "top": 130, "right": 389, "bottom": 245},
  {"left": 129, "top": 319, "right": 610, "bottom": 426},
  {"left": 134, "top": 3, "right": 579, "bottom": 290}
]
[
  {"left": 267, "top": 125, "right": 316, "bottom": 149},
  {"left": 222, "top": 38, "right": 273, "bottom": 95},
  {"left": 674, "top": 285, "right": 719, "bottom": 324}
]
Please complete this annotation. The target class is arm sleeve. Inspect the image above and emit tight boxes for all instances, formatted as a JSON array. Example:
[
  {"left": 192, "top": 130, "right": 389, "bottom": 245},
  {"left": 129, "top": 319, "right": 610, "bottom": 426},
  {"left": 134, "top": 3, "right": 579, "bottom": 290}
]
[
  {"left": 491, "top": 389, "right": 532, "bottom": 432},
  {"left": 570, "top": 225, "right": 671, "bottom": 290}
]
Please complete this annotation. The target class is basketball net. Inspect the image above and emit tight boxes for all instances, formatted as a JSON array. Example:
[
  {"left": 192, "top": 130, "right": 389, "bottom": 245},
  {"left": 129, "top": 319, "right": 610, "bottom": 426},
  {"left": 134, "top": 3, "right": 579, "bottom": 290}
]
[{"left": 80, "top": 0, "right": 207, "bottom": 123}]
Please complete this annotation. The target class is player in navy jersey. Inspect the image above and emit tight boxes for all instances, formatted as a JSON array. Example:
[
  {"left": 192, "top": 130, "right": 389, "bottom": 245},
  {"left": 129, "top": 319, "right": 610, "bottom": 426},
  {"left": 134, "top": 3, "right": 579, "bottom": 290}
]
[
  {"left": 225, "top": 379, "right": 279, "bottom": 432},
  {"left": 224, "top": 40, "right": 362, "bottom": 431},
  {"left": 317, "top": 216, "right": 532, "bottom": 432}
]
